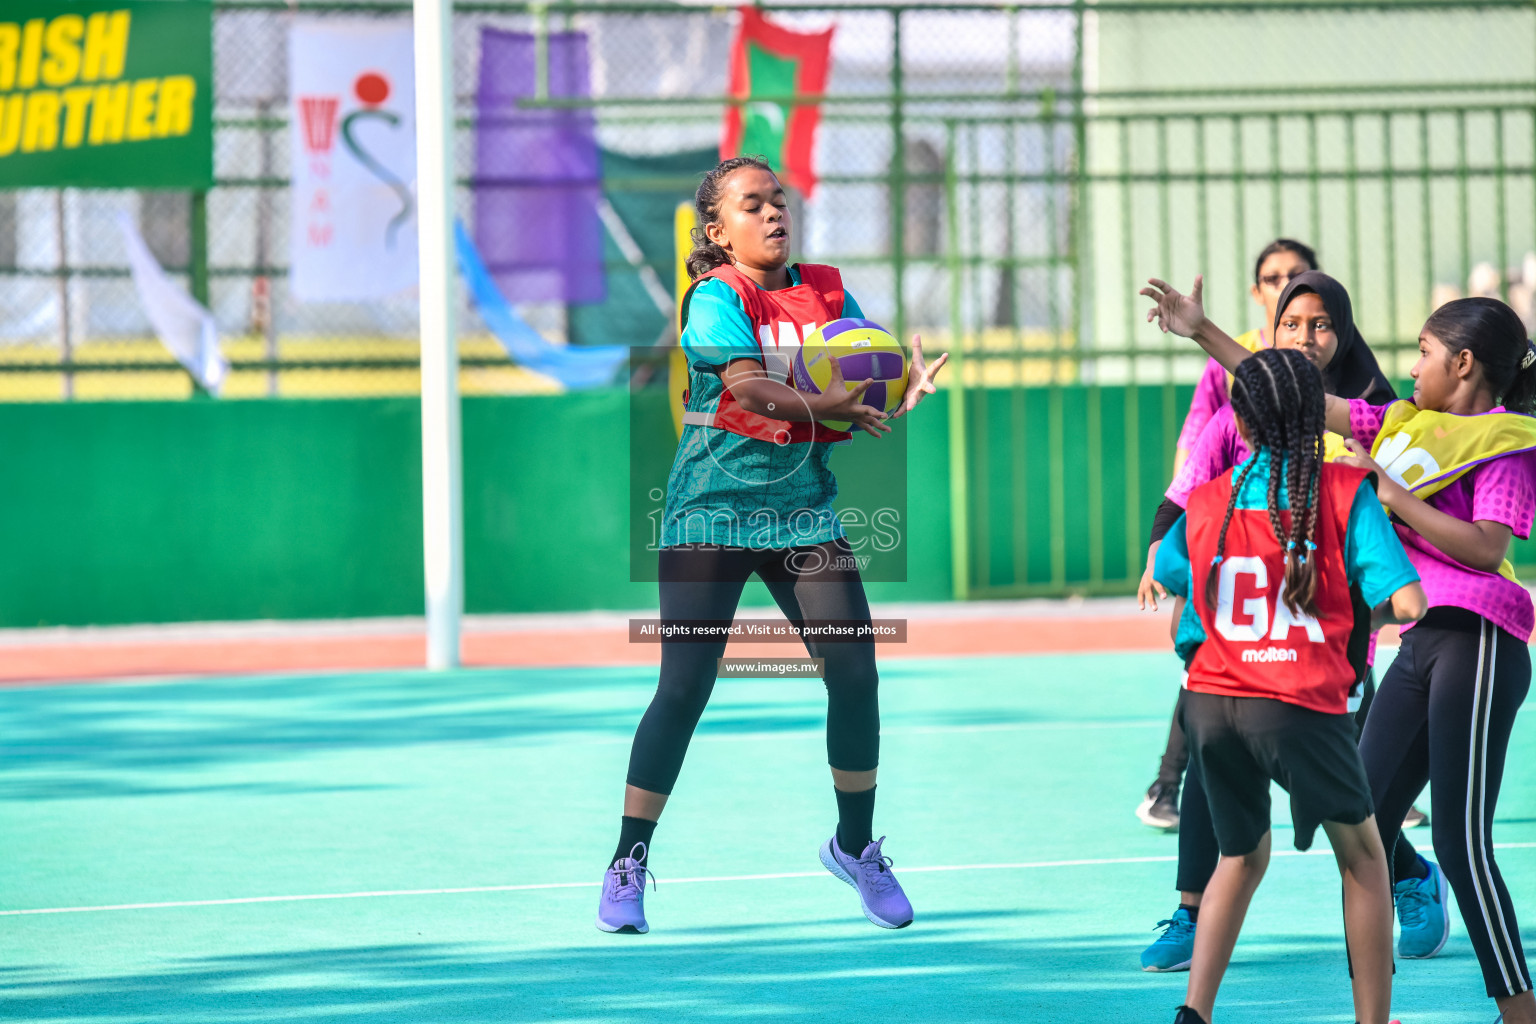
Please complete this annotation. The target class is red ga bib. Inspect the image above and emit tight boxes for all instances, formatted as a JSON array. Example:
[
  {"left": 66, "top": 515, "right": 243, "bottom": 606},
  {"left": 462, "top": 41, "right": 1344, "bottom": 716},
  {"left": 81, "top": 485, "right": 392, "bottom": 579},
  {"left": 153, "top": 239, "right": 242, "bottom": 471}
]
[
  {"left": 1185, "top": 462, "right": 1368, "bottom": 713},
  {"left": 680, "top": 263, "right": 852, "bottom": 445}
]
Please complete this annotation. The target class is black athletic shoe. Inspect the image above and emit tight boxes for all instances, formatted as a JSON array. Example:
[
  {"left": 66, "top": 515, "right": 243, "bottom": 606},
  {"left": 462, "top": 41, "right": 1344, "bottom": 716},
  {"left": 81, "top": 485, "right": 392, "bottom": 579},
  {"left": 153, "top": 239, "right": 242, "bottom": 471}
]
[
  {"left": 1138, "top": 780, "right": 1180, "bottom": 832},
  {"left": 1403, "top": 804, "right": 1429, "bottom": 829},
  {"left": 1172, "top": 1006, "right": 1209, "bottom": 1024}
]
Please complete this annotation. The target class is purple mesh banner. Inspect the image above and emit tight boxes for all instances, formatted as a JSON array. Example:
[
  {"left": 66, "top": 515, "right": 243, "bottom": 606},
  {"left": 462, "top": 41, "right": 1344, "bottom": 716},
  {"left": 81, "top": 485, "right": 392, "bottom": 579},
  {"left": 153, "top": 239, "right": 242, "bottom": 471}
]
[{"left": 474, "top": 29, "right": 605, "bottom": 304}]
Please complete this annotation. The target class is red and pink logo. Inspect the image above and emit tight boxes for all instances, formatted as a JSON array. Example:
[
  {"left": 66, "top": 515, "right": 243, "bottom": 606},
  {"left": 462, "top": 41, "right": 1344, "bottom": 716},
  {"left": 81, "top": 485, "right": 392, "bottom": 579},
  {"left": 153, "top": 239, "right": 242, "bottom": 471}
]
[{"left": 298, "top": 96, "right": 339, "bottom": 154}]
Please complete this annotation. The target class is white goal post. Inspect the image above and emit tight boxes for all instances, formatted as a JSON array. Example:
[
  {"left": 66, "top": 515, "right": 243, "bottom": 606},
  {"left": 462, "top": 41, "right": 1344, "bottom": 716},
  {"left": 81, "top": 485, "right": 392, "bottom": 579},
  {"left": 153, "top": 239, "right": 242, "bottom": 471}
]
[{"left": 413, "top": 0, "right": 463, "bottom": 670}]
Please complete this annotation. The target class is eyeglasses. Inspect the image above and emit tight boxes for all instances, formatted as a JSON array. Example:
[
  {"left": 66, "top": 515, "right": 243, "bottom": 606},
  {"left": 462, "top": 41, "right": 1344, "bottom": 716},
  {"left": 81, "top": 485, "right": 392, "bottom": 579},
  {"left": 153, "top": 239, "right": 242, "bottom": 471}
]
[{"left": 1258, "top": 271, "right": 1305, "bottom": 288}]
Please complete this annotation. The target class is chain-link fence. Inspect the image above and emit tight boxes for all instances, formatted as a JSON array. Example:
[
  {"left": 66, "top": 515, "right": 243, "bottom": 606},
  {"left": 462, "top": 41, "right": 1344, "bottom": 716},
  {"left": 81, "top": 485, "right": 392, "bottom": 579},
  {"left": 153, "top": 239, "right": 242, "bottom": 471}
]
[
  {"left": 940, "top": 0, "right": 1536, "bottom": 598},
  {"left": 0, "top": 0, "right": 1084, "bottom": 399},
  {"left": 3, "top": 1, "right": 1531, "bottom": 400}
]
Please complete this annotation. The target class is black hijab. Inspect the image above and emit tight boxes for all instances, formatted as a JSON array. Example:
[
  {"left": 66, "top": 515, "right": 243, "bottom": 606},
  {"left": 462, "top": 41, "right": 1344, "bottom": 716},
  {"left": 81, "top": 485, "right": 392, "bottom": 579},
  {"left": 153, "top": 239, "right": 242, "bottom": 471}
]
[{"left": 1272, "top": 271, "right": 1395, "bottom": 405}]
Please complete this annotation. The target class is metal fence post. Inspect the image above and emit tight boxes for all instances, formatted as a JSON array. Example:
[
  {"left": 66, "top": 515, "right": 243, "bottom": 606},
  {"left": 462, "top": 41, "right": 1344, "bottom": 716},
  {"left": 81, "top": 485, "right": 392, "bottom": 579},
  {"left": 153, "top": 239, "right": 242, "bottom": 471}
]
[
  {"left": 189, "top": 190, "right": 211, "bottom": 398},
  {"left": 944, "top": 118, "right": 969, "bottom": 601},
  {"left": 415, "top": 0, "right": 464, "bottom": 671}
]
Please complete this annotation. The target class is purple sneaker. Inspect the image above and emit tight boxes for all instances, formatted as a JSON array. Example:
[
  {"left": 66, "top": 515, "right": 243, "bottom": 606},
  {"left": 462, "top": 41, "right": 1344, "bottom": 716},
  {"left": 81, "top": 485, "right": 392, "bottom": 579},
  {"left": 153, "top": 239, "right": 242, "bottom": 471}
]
[
  {"left": 819, "top": 834, "right": 914, "bottom": 929},
  {"left": 595, "top": 843, "right": 653, "bottom": 934}
]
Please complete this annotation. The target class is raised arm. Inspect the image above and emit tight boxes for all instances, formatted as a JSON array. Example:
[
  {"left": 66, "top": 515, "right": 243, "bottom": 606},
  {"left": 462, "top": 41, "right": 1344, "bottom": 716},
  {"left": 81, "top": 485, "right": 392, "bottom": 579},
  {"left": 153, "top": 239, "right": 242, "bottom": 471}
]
[
  {"left": 1324, "top": 394, "right": 1354, "bottom": 438},
  {"left": 1145, "top": 275, "right": 1363, "bottom": 441},
  {"left": 1140, "top": 276, "right": 1254, "bottom": 373},
  {"left": 1339, "top": 438, "right": 1515, "bottom": 573}
]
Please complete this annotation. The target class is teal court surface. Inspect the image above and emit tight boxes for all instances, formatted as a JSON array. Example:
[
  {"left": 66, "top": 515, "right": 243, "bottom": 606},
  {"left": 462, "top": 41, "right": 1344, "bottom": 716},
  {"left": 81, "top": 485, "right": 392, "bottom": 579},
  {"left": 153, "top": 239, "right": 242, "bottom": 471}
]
[{"left": 4, "top": 649, "right": 1535, "bottom": 1022}]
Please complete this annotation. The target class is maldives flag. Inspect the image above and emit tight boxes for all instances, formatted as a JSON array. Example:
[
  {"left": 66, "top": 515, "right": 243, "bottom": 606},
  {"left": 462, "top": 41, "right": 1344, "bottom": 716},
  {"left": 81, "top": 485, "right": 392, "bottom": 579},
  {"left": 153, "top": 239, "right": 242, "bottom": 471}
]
[{"left": 720, "top": 7, "right": 834, "bottom": 196}]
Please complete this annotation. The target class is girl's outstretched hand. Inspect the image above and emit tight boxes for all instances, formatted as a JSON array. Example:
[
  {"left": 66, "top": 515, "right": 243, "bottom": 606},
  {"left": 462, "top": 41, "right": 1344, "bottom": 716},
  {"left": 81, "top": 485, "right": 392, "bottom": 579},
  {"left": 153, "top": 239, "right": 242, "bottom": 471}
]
[
  {"left": 1140, "top": 276, "right": 1208, "bottom": 338},
  {"left": 819, "top": 350, "right": 891, "bottom": 437},
  {"left": 892, "top": 334, "right": 949, "bottom": 419}
]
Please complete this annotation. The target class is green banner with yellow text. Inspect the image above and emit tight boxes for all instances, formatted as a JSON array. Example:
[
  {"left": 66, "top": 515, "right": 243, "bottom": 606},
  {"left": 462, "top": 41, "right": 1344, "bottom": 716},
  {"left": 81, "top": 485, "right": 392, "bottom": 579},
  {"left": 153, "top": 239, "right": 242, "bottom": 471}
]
[{"left": 0, "top": 0, "right": 211, "bottom": 189}]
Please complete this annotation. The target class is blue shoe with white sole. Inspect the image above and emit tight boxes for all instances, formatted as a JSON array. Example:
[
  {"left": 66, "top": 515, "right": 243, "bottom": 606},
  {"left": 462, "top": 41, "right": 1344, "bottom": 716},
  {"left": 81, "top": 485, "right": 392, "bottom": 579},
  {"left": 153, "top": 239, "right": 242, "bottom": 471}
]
[
  {"left": 1395, "top": 854, "right": 1451, "bottom": 958},
  {"left": 1141, "top": 906, "right": 1196, "bottom": 972}
]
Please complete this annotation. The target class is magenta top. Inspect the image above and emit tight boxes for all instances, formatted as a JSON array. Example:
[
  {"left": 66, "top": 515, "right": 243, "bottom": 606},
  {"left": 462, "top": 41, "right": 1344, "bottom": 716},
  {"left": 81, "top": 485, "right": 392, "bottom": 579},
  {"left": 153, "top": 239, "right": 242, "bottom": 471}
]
[
  {"left": 1175, "top": 329, "right": 1268, "bottom": 454},
  {"left": 1167, "top": 406, "right": 1249, "bottom": 508},
  {"left": 1349, "top": 399, "right": 1536, "bottom": 642},
  {"left": 1176, "top": 358, "right": 1233, "bottom": 454}
]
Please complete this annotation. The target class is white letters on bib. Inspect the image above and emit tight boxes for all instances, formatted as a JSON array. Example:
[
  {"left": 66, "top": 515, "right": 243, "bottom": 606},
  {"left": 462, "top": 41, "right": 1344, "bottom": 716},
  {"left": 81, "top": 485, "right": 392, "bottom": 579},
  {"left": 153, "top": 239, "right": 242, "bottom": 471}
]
[
  {"left": 756, "top": 321, "right": 821, "bottom": 384},
  {"left": 1214, "top": 556, "right": 1325, "bottom": 645},
  {"left": 1215, "top": 557, "right": 1269, "bottom": 641},
  {"left": 1373, "top": 430, "right": 1442, "bottom": 489},
  {"left": 1270, "top": 577, "right": 1325, "bottom": 642}
]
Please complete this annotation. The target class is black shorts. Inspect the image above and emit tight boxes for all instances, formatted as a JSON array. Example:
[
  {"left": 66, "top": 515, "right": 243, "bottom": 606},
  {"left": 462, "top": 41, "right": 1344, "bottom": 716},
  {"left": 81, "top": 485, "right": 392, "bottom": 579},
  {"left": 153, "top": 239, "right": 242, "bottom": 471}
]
[{"left": 1180, "top": 689, "right": 1375, "bottom": 856}]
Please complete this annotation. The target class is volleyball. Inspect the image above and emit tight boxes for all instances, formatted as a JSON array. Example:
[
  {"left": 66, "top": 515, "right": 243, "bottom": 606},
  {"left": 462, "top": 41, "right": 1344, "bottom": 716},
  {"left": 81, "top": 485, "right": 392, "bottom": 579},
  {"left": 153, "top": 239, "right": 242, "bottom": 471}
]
[{"left": 792, "top": 318, "right": 909, "bottom": 432}]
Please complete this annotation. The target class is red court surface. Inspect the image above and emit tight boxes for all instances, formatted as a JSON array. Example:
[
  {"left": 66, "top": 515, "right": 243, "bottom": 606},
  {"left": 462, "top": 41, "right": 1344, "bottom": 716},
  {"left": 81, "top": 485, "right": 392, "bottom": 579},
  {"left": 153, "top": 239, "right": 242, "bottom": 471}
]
[{"left": 0, "top": 601, "right": 1407, "bottom": 686}]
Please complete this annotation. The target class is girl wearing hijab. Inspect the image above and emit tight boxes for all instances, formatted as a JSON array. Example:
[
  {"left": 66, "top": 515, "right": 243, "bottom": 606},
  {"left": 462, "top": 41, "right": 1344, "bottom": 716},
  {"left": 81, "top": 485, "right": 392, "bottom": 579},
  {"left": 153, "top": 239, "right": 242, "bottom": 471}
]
[{"left": 1137, "top": 273, "right": 1444, "bottom": 973}]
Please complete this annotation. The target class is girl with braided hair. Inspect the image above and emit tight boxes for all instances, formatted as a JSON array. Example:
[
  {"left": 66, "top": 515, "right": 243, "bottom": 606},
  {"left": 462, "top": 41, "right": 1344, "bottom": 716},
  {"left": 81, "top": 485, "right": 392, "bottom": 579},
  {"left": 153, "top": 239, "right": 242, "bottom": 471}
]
[
  {"left": 1148, "top": 347, "right": 1426, "bottom": 1024},
  {"left": 1148, "top": 279, "right": 1536, "bottom": 1023},
  {"left": 1138, "top": 239, "right": 1320, "bottom": 835},
  {"left": 1136, "top": 272, "right": 1435, "bottom": 976}
]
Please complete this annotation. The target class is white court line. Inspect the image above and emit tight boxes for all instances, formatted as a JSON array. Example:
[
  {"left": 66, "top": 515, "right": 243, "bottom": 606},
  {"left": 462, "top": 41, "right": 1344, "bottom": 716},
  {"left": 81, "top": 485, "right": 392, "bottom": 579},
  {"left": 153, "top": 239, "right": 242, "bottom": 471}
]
[
  {"left": 9, "top": 844, "right": 1535, "bottom": 918},
  {"left": 4, "top": 720, "right": 1171, "bottom": 760}
]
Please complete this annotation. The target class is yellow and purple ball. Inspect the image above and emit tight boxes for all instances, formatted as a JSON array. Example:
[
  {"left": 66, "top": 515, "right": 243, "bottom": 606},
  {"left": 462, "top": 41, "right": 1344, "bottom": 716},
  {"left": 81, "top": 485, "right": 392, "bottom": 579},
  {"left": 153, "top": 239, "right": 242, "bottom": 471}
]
[{"left": 792, "top": 318, "right": 909, "bottom": 432}]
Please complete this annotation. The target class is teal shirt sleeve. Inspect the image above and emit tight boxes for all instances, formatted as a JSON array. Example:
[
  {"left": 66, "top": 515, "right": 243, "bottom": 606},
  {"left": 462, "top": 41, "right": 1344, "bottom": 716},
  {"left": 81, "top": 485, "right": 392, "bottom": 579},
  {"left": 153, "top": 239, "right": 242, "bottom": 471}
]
[
  {"left": 1153, "top": 514, "right": 1192, "bottom": 599},
  {"left": 680, "top": 278, "right": 762, "bottom": 371},
  {"left": 843, "top": 289, "right": 865, "bottom": 319},
  {"left": 1154, "top": 514, "right": 1208, "bottom": 666},
  {"left": 1345, "top": 478, "right": 1420, "bottom": 607}
]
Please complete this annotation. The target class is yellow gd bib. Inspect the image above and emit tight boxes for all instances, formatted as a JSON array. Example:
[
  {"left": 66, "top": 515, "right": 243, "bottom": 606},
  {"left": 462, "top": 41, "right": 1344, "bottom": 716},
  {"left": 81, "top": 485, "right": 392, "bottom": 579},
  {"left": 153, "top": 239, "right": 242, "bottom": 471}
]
[
  {"left": 1223, "top": 329, "right": 1268, "bottom": 392},
  {"left": 1322, "top": 431, "right": 1349, "bottom": 463},
  {"left": 1368, "top": 400, "right": 1536, "bottom": 582}
]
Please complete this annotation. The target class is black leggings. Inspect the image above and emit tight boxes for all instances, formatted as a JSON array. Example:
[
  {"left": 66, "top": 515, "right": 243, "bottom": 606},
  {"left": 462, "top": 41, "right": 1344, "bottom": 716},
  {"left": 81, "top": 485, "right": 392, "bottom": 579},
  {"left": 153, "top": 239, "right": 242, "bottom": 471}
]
[
  {"left": 626, "top": 540, "right": 880, "bottom": 795},
  {"left": 1359, "top": 608, "right": 1533, "bottom": 999},
  {"left": 1172, "top": 670, "right": 1422, "bottom": 894}
]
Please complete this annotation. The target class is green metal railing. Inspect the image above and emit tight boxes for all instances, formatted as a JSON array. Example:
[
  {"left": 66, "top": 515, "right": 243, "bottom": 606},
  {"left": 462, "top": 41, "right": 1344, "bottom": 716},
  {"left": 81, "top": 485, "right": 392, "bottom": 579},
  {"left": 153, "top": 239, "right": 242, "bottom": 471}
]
[
  {"left": 8, "top": 0, "right": 1536, "bottom": 595},
  {"left": 934, "top": 1, "right": 1536, "bottom": 597}
]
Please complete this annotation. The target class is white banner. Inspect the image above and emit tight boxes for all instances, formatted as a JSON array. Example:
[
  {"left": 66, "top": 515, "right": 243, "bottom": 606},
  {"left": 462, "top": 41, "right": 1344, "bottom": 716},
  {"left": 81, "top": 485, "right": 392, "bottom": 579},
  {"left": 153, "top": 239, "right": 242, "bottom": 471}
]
[
  {"left": 117, "top": 213, "right": 229, "bottom": 395},
  {"left": 289, "top": 19, "right": 417, "bottom": 302}
]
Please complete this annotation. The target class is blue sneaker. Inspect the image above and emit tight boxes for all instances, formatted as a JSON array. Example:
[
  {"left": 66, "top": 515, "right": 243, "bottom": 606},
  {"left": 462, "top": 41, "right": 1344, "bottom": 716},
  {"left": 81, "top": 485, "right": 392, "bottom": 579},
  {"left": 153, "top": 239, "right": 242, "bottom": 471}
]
[
  {"left": 1396, "top": 854, "right": 1451, "bottom": 958},
  {"left": 1141, "top": 906, "right": 1196, "bottom": 972},
  {"left": 820, "top": 835, "right": 914, "bottom": 929},
  {"left": 595, "top": 843, "right": 653, "bottom": 934}
]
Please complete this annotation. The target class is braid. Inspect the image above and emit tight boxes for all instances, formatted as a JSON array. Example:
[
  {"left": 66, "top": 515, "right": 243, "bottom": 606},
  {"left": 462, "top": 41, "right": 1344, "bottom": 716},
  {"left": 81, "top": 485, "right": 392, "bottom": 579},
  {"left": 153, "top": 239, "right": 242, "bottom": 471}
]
[
  {"left": 1225, "top": 348, "right": 1327, "bottom": 619},
  {"left": 1259, "top": 359, "right": 1287, "bottom": 555},
  {"left": 1204, "top": 447, "right": 1262, "bottom": 610},
  {"left": 1279, "top": 353, "right": 1324, "bottom": 617}
]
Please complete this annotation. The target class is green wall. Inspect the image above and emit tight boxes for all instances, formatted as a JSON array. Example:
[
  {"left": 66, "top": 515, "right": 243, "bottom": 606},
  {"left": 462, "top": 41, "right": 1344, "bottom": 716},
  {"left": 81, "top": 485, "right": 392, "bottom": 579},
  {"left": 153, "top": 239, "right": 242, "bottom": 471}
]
[
  {"left": 10, "top": 386, "right": 1534, "bottom": 627},
  {"left": 0, "top": 390, "right": 953, "bottom": 628}
]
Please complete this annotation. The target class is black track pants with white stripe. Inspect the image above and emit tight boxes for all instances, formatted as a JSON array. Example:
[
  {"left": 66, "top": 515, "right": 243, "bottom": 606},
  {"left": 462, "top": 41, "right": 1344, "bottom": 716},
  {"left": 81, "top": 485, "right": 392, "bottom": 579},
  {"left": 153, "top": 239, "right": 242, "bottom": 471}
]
[{"left": 1358, "top": 608, "right": 1533, "bottom": 998}]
